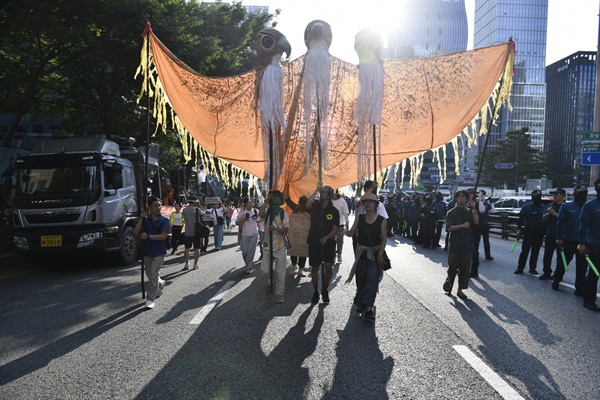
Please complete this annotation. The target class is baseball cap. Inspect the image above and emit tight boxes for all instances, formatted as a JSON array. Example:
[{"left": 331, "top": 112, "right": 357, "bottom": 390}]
[
  {"left": 531, "top": 190, "right": 542, "bottom": 198},
  {"left": 574, "top": 184, "right": 588, "bottom": 193},
  {"left": 550, "top": 188, "right": 566, "bottom": 195},
  {"left": 188, "top": 196, "right": 199, "bottom": 203},
  {"left": 320, "top": 185, "right": 334, "bottom": 196}
]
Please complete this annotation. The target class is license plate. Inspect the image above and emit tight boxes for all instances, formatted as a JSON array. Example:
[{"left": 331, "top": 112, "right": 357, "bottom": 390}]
[{"left": 41, "top": 235, "right": 62, "bottom": 247}]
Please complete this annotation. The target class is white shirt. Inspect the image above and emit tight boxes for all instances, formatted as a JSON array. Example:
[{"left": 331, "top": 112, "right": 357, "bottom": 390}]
[
  {"left": 332, "top": 198, "right": 349, "bottom": 226},
  {"left": 240, "top": 208, "right": 259, "bottom": 236},
  {"left": 356, "top": 199, "right": 389, "bottom": 219}
]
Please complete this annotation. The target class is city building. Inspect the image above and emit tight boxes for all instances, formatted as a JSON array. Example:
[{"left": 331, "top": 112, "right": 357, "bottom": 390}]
[
  {"left": 545, "top": 51, "right": 597, "bottom": 185},
  {"left": 383, "top": 0, "right": 468, "bottom": 191},
  {"left": 474, "top": 0, "right": 548, "bottom": 151}
]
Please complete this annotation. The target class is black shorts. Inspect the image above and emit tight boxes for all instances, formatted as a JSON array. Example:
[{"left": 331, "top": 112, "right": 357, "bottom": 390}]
[
  {"left": 184, "top": 235, "right": 201, "bottom": 249},
  {"left": 308, "top": 239, "right": 336, "bottom": 267}
]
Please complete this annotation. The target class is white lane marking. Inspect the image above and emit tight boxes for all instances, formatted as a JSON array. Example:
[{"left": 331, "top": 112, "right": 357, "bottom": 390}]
[
  {"left": 453, "top": 345, "right": 524, "bottom": 400},
  {"left": 189, "top": 280, "right": 236, "bottom": 325}
]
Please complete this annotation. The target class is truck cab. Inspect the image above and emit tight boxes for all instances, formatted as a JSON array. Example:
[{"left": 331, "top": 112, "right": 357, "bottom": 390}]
[{"left": 12, "top": 138, "right": 155, "bottom": 265}]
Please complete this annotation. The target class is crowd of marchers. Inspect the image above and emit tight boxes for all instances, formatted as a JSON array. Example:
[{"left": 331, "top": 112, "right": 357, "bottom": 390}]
[{"left": 134, "top": 178, "right": 600, "bottom": 316}]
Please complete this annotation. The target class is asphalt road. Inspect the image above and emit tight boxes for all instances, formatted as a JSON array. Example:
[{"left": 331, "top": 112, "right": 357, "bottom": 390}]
[{"left": 1, "top": 224, "right": 598, "bottom": 399}]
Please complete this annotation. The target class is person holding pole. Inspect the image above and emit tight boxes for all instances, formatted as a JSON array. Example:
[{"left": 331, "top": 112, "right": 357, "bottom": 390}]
[
  {"left": 577, "top": 178, "right": 600, "bottom": 312},
  {"left": 259, "top": 190, "right": 289, "bottom": 304},
  {"left": 135, "top": 197, "right": 170, "bottom": 309},
  {"left": 552, "top": 186, "right": 586, "bottom": 292},
  {"left": 540, "top": 188, "right": 565, "bottom": 280},
  {"left": 306, "top": 184, "right": 339, "bottom": 304}
]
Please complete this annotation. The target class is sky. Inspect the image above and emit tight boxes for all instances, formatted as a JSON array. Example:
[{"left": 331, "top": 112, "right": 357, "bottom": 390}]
[{"left": 233, "top": 0, "right": 599, "bottom": 66}]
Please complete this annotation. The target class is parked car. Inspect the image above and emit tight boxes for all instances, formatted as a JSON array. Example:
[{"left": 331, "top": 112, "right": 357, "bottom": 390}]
[{"left": 493, "top": 196, "right": 552, "bottom": 214}]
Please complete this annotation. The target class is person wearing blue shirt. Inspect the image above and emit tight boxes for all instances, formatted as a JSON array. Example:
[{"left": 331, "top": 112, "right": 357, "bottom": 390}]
[
  {"left": 433, "top": 192, "right": 447, "bottom": 248},
  {"left": 514, "top": 190, "right": 546, "bottom": 275},
  {"left": 553, "top": 185, "right": 587, "bottom": 293},
  {"left": 577, "top": 178, "right": 600, "bottom": 312},
  {"left": 134, "top": 197, "right": 171, "bottom": 309},
  {"left": 477, "top": 190, "right": 495, "bottom": 260},
  {"left": 540, "top": 188, "right": 565, "bottom": 280}
]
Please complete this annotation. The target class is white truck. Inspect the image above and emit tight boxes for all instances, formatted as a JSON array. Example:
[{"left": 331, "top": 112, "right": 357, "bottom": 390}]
[{"left": 12, "top": 137, "right": 159, "bottom": 265}]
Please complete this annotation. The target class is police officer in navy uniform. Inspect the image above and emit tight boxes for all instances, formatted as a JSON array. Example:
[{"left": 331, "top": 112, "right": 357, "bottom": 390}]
[
  {"left": 514, "top": 190, "right": 546, "bottom": 275},
  {"left": 540, "top": 188, "right": 565, "bottom": 280},
  {"left": 553, "top": 185, "right": 586, "bottom": 293},
  {"left": 577, "top": 178, "right": 600, "bottom": 312}
]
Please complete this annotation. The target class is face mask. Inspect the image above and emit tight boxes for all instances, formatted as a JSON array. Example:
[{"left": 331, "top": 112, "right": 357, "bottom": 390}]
[
  {"left": 574, "top": 193, "right": 587, "bottom": 205},
  {"left": 532, "top": 197, "right": 542, "bottom": 206}
]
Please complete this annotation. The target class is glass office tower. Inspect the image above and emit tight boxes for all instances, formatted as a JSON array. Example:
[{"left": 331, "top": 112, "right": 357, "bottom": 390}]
[
  {"left": 545, "top": 52, "right": 597, "bottom": 185},
  {"left": 474, "top": 0, "right": 548, "bottom": 151},
  {"left": 385, "top": 0, "right": 468, "bottom": 190}
]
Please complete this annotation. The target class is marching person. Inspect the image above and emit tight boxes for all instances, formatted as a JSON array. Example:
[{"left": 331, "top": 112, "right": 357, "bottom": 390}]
[
  {"left": 306, "top": 184, "right": 340, "bottom": 304},
  {"left": 169, "top": 202, "right": 185, "bottom": 255},
  {"left": 345, "top": 192, "right": 387, "bottom": 321},
  {"left": 135, "top": 197, "right": 170, "bottom": 309},
  {"left": 514, "top": 190, "right": 546, "bottom": 275},
  {"left": 182, "top": 197, "right": 204, "bottom": 270},
  {"left": 577, "top": 178, "right": 600, "bottom": 312},
  {"left": 290, "top": 196, "right": 311, "bottom": 278},
  {"left": 553, "top": 185, "right": 586, "bottom": 294},
  {"left": 540, "top": 188, "right": 565, "bottom": 280},
  {"left": 332, "top": 190, "right": 349, "bottom": 263},
  {"left": 211, "top": 201, "right": 225, "bottom": 250},
  {"left": 443, "top": 190, "right": 478, "bottom": 299},
  {"left": 237, "top": 198, "right": 260, "bottom": 274},
  {"left": 259, "top": 190, "right": 290, "bottom": 304}
]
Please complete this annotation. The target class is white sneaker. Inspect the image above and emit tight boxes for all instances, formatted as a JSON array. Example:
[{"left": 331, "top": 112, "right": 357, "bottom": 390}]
[
  {"left": 193, "top": 264, "right": 199, "bottom": 270},
  {"left": 158, "top": 279, "right": 165, "bottom": 290},
  {"left": 145, "top": 300, "right": 155, "bottom": 309},
  {"left": 183, "top": 263, "right": 190, "bottom": 270}
]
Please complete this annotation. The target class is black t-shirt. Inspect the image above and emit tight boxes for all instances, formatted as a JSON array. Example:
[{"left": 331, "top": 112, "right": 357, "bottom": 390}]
[
  {"left": 445, "top": 206, "right": 474, "bottom": 254},
  {"left": 307, "top": 200, "right": 340, "bottom": 244}
]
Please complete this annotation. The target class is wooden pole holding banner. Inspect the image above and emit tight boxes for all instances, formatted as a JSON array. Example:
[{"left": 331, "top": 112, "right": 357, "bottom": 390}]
[
  {"left": 316, "top": 92, "right": 325, "bottom": 289},
  {"left": 139, "top": 21, "right": 152, "bottom": 300},
  {"left": 268, "top": 126, "right": 274, "bottom": 295},
  {"left": 373, "top": 124, "right": 377, "bottom": 185}
]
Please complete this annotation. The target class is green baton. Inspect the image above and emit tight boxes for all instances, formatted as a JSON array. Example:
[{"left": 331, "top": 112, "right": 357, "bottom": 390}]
[
  {"left": 558, "top": 247, "right": 568, "bottom": 272},
  {"left": 510, "top": 239, "right": 519, "bottom": 253},
  {"left": 585, "top": 255, "right": 600, "bottom": 278}
]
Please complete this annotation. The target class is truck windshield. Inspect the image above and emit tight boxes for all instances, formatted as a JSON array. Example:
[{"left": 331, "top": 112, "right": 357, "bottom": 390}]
[{"left": 18, "top": 165, "right": 98, "bottom": 195}]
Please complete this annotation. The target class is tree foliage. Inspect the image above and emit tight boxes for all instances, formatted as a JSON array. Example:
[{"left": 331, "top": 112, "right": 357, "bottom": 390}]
[
  {"left": 481, "top": 128, "right": 549, "bottom": 189},
  {"left": 0, "top": 0, "right": 276, "bottom": 165}
]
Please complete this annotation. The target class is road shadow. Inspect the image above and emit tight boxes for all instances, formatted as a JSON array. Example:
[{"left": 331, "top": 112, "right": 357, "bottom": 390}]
[
  {"left": 322, "top": 308, "right": 395, "bottom": 399},
  {"left": 135, "top": 268, "right": 326, "bottom": 399},
  {"left": 0, "top": 304, "right": 143, "bottom": 385},
  {"left": 453, "top": 291, "right": 565, "bottom": 399}
]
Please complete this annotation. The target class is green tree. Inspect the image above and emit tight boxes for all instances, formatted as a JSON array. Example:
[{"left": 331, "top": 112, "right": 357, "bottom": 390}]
[
  {"left": 482, "top": 128, "right": 549, "bottom": 190},
  {"left": 1, "top": 0, "right": 276, "bottom": 149}
]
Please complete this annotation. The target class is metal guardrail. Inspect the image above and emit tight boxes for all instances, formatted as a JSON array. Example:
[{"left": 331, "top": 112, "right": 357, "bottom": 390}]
[{"left": 488, "top": 212, "right": 519, "bottom": 240}]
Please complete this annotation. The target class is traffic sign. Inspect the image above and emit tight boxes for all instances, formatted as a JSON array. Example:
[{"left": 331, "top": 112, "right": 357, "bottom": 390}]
[
  {"left": 582, "top": 145, "right": 600, "bottom": 165},
  {"left": 495, "top": 163, "right": 514, "bottom": 169},
  {"left": 584, "top": 131, "right": 600, "bottom": 141}
]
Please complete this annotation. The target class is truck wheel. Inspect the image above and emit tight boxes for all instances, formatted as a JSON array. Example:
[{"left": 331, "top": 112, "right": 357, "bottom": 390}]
[{"left": 119, "top": 226, "right": 138, "bottom": 265}]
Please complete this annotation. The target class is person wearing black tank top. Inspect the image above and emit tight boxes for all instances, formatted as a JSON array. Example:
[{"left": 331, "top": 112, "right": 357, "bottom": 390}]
[{"left": 345, "top": 192, "right": 387, "bottom": 321}]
